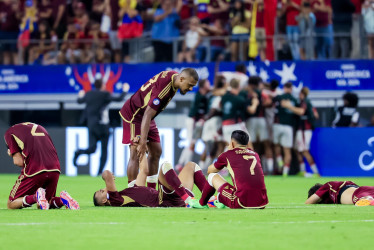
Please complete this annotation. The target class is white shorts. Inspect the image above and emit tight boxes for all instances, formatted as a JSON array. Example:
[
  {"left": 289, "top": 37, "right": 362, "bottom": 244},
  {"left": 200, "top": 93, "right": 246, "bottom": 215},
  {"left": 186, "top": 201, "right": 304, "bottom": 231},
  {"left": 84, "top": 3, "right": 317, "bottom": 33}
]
[
  {"left": 246, "top": 117, "right": 269, "bottom": 142},
  {"left": 202, "top": 116, "right": 223, "bottom": 142},
  {"left": 222, "top": 122, "right": 249, "bottom": 144},
  {"left": 295, "top": 129, "right": 312, "bottom": 152},
  {"left": 109, "top": 30, "right": 121, "bottom": 50},
  {"left": 273, "top": 124, "right": 294, "bottom": 148},
  {"left": 186, "top": 117, "right": 203, "bottom": 143}
]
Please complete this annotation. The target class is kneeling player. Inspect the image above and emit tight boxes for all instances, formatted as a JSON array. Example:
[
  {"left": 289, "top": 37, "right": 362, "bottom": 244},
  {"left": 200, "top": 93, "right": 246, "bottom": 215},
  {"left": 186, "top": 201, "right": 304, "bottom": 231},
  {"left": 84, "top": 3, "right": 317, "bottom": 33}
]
[
  {"left": 93, "top": 154, "right": 210, "bottom": 207},
  {"left": 189, "top": 130, "right": 269, "bottom": 209},
  {"left": 5, "top": 122, "right": 79, "bottom": 210},
  {"left": 306, "top": 181, "right": 374, "bottom": 206}
]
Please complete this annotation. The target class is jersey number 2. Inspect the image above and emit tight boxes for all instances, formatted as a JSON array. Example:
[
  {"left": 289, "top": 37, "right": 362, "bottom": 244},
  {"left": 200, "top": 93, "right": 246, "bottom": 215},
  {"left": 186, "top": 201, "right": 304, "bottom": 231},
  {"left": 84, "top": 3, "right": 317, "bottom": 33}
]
[{"left": 243, "top": 155, "right": 257, "bottom": 175}]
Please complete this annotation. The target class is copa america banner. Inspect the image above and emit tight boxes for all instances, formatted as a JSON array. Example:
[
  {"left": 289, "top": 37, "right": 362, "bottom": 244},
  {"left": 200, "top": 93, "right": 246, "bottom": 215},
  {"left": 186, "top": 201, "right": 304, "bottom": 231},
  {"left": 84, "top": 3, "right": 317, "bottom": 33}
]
[{"left": 0, "top": 60, "right": 373, "bottom": 94}]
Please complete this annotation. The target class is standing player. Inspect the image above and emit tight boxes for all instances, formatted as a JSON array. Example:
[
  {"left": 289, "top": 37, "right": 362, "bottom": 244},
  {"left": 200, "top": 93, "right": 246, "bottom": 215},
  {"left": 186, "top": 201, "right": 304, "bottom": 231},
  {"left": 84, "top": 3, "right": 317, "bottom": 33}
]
[
  {"left": 5, "top": 122, "right": 79, "bottom": 210},
  {"left": 119, "top": 68, "right": 199, "bottom": 188},
  {"left": 306, "top": 181, "right": 374, "bottom": 206},
  {"left": 189, "top": 130, "right": 269, "bottom": 209}
]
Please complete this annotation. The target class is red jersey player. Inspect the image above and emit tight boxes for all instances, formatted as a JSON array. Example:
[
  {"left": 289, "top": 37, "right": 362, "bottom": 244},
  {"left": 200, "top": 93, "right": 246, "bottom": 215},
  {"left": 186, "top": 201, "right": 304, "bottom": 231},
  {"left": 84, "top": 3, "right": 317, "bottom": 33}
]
[
  {"left": 189, "top": 130, "right": 269, "bottom": 209},
  {"left": 5, "top": 122, "right": 79, "bottom": 210},
  {"left": 119, "top": 68, "right": 198, "bottom": 188},
  {"left": 306, "top": 181, "right": 374, "bottom": 206}
]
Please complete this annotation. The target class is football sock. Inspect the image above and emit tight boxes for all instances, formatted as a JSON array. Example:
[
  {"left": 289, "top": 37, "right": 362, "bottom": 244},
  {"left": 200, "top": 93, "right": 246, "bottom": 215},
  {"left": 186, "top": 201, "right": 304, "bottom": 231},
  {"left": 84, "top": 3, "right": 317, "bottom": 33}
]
[
  {"left": 283, "top": 165, "right": 290, "bottom": 176},
  {"left": 193, "top": 164, "right": 207, "bottom": 192},
  {"left": 199, "top": 183, "right": 216, "bottom": 206},
  {"left": 23, "top": 195, "right": 36, "bottom": 208},
  {"left": 266, "top": 158, "right": 274, "bottom": 174},
  {"left": 299, "top": 161, "right": 306, "bottom": 172},
  {"left": 276, "top": 155, "right": 283, "bottom": 168},
  {"left": 162, "top": 163, "right": 190, "bottom": 202},
  {"left": 310, "top": 164, "right": 319, "bottom": 174},
  {"left": 50, "top": 197, "right": 64, "bottom": 209},
  {"left": 128, "top": 179, "right": 136, "bottom": 188},
  {"left": 146, "top": 175, "right": 158, "bottom": 189}
]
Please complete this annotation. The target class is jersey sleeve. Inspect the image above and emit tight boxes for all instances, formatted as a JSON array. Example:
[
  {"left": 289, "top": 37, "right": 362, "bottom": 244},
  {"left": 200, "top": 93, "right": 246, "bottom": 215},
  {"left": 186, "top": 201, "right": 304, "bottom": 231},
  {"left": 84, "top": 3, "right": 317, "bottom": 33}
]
[
  {"left": 4, "top": 130, "right": 21, "bottom": 155},
  {"left": 108, "top": 191, "right": 124, "bottom": 207},
  {"left": 315, "top": 183, "right": 330, "bottom": 199},
  {"left": 214, "top": 152, "right": 227, "bottom": 170},
  {"left": 147, "top": 71, "right": 177, "bottom": 112}
]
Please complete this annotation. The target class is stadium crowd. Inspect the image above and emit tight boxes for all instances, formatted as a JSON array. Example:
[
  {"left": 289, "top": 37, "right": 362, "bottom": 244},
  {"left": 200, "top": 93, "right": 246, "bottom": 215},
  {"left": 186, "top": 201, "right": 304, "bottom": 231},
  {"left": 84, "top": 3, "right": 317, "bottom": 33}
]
[
  {"left": 0, "top": 0, "right": 373, "bottom": 65},
  {"left": 177, "top": 65, "right": 361, "bottom": 177}
]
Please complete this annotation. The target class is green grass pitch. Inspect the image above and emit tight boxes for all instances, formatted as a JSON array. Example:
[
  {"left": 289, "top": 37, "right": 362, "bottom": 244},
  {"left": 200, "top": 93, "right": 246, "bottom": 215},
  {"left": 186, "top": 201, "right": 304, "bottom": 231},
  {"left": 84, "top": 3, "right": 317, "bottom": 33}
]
[{"left": 0, "top": 174, "right": 373, "bottom": 249}]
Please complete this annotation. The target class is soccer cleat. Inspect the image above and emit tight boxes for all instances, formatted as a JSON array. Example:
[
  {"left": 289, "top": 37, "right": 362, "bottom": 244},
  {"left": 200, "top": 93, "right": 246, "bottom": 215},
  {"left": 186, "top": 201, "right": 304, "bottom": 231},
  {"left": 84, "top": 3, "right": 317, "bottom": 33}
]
[
  {"left": 60, "top": 191, "right": 80, "bottom": 210},
  {"left": 355, "top": 198, "right": 374, "bottom": 207},
  {"left": 213, "top": 200, "right": 227, "bottom": 209},
  {"left": 207, "top": 196, "right": 217, "bottom": 208},
  {"left": 297, "top": 171, "right": 306, "bottom": 177},
  {"left": 36, "top": 188, "right": 49, "bottom": 210},
  {"left": 187, "top": 198, "right": 209, "bottom": 209}
]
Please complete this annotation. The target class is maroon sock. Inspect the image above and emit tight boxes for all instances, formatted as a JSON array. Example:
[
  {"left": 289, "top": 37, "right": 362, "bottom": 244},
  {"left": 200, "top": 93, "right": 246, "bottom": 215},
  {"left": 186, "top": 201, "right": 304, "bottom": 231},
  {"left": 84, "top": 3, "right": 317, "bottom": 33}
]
[
  {"left": 164, "top": 170, "right": 190, "bottom": 201},
  {"left": 147, "top": 182, "right": 156, "bottom": 189},
  {"left": 199, "top": 183, "right": 216, "bottom": 206},
  {"left": 23, "top": 195, "right": 37, "bottom": 207},
  {"left": 50, "top": 197, "right": 64, "bottom": 209},
  {"left": 194, "top": 170, "right": 207, "bottom": 192}
]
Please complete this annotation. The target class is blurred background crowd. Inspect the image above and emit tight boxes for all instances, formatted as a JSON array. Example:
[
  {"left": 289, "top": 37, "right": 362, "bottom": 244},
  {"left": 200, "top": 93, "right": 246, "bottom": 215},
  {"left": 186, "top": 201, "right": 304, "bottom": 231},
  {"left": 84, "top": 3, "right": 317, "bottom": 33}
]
[{"left": 0, "top": 0, "right": 373, "bottom": 65}]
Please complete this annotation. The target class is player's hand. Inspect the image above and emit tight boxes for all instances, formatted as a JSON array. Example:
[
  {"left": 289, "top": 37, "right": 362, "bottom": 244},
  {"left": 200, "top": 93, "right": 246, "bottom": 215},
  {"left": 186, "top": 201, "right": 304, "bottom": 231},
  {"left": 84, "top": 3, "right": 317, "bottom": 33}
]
[
  {"left": 78, "top": 90, "right": 85, "bottom": 98},
  {"left": 281, "top": 99, "right": 291, "bottom": 108},
  {"left": 132, "top": 135, "right": 140, "bottom": 146},
  {"left": 137, "top": 142, "right": 147, "bottom": 159},
  {"left": 7, "top": 149, "right": 11, "bottom": 157},
  {"left": 122, "top": 83, "right": 130, "bottom": 93}
]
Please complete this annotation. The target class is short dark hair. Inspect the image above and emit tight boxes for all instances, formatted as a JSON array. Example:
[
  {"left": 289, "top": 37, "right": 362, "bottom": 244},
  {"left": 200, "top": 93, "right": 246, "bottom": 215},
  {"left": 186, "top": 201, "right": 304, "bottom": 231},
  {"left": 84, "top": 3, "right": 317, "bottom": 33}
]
[
  {"left": 94, "top": 79, "right": 103, "bottom": 89},
  {"left": 231, "top": 130, "right": 249, "bottom": 146},
  {"left": 181, "top": 68, "right": 199, "bottom": 81},
  {"left": 93, "top": 192, "right": 99, "bottom": 206},
  {"left": 198, "top": 79, "right": 207, "bottom": 88},
  {"left": 308, "top": 183, "right": 323, "bottom": 198},
  {"left": 215, "top": 75, "right": 226, "bottom": 89},
  {"left": 235, "top": 63, "right": 247, "bottom": 74},
  {"left": 284, "top": 82, "right": 293, "bottom": 89},
  {"left": 343, "top": 92, "right": 359, "bottom": 107},
  {"left": 248, "top": 76, "right": 262, "bottom": 87},
  {"left": 270, "top": 79, "right": 279, "bottom": 90}
]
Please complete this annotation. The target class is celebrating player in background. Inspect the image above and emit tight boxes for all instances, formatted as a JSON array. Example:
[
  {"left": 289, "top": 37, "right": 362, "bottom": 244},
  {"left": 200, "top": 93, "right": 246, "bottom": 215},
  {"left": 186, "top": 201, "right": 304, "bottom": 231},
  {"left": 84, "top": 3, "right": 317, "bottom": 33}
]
[
  {"left": 176, "top": 79, "right": 210, "bottom": 172},
  {"left": 272, "top": 82, "right": 298, "bottom": 177},
  {"left": 5, "top": 122, "right": 79, "bottom": 210},
  {"left": 332, "top": 92, "right": 360, "bottom": 127},
  {"left": 306, "top": 181, "right": 374, "bottom": 206},
  {"left": 73, "top": 79, "right": 129, "bottom": 176},
  {"left": 119, "top": 68, "right": 199, "bottom": 188},
  {"left": 189, "top": 130, "right": 268, "bottom": 209},
  {"left": 281, "top": 87, "right": 320, "bottom": 177}
]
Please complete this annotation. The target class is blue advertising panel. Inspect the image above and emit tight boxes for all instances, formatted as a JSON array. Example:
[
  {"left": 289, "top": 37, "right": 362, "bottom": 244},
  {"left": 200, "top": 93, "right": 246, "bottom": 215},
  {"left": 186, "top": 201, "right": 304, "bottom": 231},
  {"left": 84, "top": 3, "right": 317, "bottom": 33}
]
[
  {"left": 0, "top": 63, "right": 215, "bottom": 94},
  {"left": 310, "top": 127, "right": 374, "bottom": 177}
]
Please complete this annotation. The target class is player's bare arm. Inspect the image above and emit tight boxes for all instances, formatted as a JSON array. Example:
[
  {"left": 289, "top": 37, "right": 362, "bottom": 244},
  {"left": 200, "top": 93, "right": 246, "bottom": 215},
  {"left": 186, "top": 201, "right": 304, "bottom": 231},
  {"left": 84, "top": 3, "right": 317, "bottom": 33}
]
[
  {"left": 305, "top": 194, "right": 322, "bottom": 204},
  {"left": 135, "top": 155, "right": 149, "bottom": 187},
  {"left": 137, "top": 106, "right": 157, "bottom": 158},
  {"left": 207, "top": 164, "right": 220, "bottom": 174},
  {"left": 281, "top": 100, "right": 305, "bottom": 116},
  {"left": 102, "top": 170, "right": 117, "bottom": 192},
  {"left": 247, "top": 96, "right": 260, "bottom": 114}
]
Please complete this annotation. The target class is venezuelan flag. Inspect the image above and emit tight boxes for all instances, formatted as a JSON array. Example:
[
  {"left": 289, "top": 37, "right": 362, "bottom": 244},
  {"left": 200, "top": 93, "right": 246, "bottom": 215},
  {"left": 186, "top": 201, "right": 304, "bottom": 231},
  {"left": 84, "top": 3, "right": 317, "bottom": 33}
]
[{"left": 18, "top": 19, "right": 31, "bottom": 48}]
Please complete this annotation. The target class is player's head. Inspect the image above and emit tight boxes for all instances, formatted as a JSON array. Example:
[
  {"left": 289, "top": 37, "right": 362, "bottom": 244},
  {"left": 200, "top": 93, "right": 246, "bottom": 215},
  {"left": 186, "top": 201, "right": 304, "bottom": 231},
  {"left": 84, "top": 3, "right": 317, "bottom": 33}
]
[
  {"left": 230, "top": 78, "right": 240, "bottom": 90},
  {"left": 248, "top": 76, "right": 262, "bottom": 88},
  {"left": 343, "top": 92, "right": 359, "bottom": 108},
  {"left": 230, "top": 130, "right": 250, "bottom": 148},
  {"left": 270, "top": 79, "right": 279, "bottom": 91},
  {"left": 214, "top": 74, "right": 226, "bottom": 89},
  {"left": 198, "top": 79, "right": 211, "bottom": 94},
  {"left": 177, "top": 68, "right": 199, "bottom": 95},
  {"left": 235, "top": 63, "right": 247, "bottom": 74},
  {"left": 94, "top": 79, "right": 103, "bottom": 90},
  {"left": 299, "top": 86, "right": 309, "bottom": 100},
  {"left": 93, "top": 189, "right": 110, "bottom": 206},
  {"left": 283, "top": 82, "right": 293, "bottom": 93},
  {"left": 308, "top": 183, "right": 323, "bottom": 198}
]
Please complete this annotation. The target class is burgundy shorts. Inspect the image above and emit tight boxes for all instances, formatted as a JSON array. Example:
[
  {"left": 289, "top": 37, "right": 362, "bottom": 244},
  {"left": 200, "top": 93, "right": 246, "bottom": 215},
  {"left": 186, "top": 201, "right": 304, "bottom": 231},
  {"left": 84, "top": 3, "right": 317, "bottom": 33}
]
[
  {"left": 158, "top": 185, "right": 186, "bottom": 208},
  {"left": 9, "top": 171, "right": 60, "bottom": 202},
  {"left": 122, "top": 119, "right": 160, "bottom": 145},
  {"left": 352, "top": 186, "right": 374, "bottom": 204}
]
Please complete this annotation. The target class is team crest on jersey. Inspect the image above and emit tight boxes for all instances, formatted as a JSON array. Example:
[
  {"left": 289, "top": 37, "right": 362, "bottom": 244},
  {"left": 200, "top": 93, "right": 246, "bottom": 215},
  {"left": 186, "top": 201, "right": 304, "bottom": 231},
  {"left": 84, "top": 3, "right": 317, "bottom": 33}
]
[{"left": 153, "top": 98, "right": 160, "bottom": 105}]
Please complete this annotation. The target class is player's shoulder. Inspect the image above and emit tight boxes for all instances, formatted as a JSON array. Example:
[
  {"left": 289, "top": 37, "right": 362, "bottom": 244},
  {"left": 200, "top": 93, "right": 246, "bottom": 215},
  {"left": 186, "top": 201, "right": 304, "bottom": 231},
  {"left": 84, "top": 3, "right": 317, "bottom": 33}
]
[{"left": 161, "top": 70, "right": 178, "bottom": 79}]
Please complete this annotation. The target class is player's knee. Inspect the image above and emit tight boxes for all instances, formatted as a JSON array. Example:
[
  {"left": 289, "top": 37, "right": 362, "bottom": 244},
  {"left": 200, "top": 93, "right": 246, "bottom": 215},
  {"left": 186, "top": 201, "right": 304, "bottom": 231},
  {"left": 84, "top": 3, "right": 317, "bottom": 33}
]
[
  {"left": 208, "top": 173, "right": 218, "bottom": 187},
  {"left": 161, "top": 161, "right": 173, "bottom": 175},
  {"left": 7, "top": 200, "right": 16, "bottom": 209},
  {"left": 185, "top": 161, "right": 197, "bottom": 171}
]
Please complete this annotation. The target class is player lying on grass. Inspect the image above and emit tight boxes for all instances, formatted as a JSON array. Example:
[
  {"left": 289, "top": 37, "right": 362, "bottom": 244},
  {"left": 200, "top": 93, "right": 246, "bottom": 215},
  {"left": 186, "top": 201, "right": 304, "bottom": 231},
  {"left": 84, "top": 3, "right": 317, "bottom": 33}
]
[
  {"left": 5, "top": 122, "right": 79, "bottom": 210},
  {"left": 189, "top": 130, "right": 269, "bottom": 209},
  {"left": 93, "top": 153, "right": 212, "bottom": 207},
  {"left": 306, "top": 181, "right": 374, "bottom": 206}
]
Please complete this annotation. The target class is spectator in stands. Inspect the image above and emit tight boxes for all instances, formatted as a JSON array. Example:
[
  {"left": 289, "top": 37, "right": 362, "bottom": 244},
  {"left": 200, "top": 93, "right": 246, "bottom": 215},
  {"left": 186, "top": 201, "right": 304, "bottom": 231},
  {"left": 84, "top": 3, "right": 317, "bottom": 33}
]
[
  {"left": 255, "top": 0, "right": 267, "bottom": 61},
  {"left": 200, "top": 19, "right": 229, "bottom": 61},
  {"left": 151, "top": 0, "right": 182, "bottom": 62},
  {"left": 91, "top": 22, "right": 111, "bottom": 63},
  {"left": 208, "top": 0, "right": 230, "bottom": 24},
  {"left": 367, "top": 114, "right": 374, "bottom": 127},
  {"left": 28, "top": 21, "right": 57, "bottom": 65},
  {"left": 90, "top": 0, "right": 106, "bottom": 23},
  {"left": 0, "top": 0, "right": 21, "bottom": 65},
  {"left": 229, "top": 0, "right": 251, "bottom": 62},
  {"left": 106, "top": 0, "right": 121, "bottom": 62},
  {"left": 196, "top": 0, "right": 211, "bottom": 24},
  {"left": 332, "top": 92, "right": 360, "bottom": 127},
  {"left": 38, "top": 0, "right": 54, "bottom": 27},
  {"left": 311, "top": 0, "right": 333, "bottom": 59},
  {"left": 350, "top": 0, "right": 364, "bottom": 59},
  {"left": 57, "top": 22, "right": 81, "bottom": 64},
  {"left": 52, "top": 0, "right": 68, "bottom": 39},
  {"left": 331, "top": 0, "right": 356, "bottom": 59},
  {"left": 178, "top": 16, "right": 203, "bottom": 62},
  {"left": 362, "top": 0, "right": 374, "bottom": 59},
  {"left": 296, "top": 1, "right": 315, "bottom": 60},
  {"left": 282, "top": 0, "right": 302, "bottom": 60}
]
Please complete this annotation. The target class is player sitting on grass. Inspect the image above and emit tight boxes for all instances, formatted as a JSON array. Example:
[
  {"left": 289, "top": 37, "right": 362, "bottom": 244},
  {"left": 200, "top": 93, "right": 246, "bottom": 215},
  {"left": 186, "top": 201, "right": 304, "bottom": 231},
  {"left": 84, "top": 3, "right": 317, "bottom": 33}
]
[
  {"left": 306, "top": 181, "right": 374, "bottom": 206},
  {"left": 5, "top": 122, "right": 79, "bottom": 210},
  {"left": 93, "top": 151, "right": 212, "bottom": 207},
  {"left": 189, "top": 130, "right": 269, "bottom": 209}
]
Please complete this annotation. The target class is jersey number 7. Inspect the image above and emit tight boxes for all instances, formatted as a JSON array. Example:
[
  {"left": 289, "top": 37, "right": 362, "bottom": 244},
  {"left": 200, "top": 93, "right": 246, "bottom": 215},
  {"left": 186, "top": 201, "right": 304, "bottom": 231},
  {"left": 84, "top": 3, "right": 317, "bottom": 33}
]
[{"left": 243, "top": 155, "right": 257, "bottom": 175}]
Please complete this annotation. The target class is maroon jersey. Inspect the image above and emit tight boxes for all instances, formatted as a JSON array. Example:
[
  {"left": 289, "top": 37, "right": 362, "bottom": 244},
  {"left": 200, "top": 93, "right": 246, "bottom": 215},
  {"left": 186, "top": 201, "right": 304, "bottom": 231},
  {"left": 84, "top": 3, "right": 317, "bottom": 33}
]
[
  {"left": 108, "top": 186, "right": 160, "bottom": 207},
  {"left": 4, "top": 123, "right": 60, "bottom": 177},
  {"left": 214, "top": 147, "right": 268, "bottom": 208},
  {"left": 119, "top": 71, "right": 178, "bottom": 123},
  {"left": 315, "top": 181, "right": 358, "bottom": 204}
]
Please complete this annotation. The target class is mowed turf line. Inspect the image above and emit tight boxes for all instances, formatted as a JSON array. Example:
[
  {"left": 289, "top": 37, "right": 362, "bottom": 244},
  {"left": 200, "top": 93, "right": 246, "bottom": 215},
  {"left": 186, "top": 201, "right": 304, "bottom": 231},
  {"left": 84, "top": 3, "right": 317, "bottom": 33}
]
[{"left": 0, "top": 175, "right": 373, "bottom": 250}]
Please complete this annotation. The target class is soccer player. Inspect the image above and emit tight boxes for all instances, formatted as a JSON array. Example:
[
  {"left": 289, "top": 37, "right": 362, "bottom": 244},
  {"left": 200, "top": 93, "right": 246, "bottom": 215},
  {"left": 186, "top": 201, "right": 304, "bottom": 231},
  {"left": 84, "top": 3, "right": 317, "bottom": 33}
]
[
  {"left": 306, "top": 181, "right": 374, "bottom": 206},
  {"left": 5, "top": 122, "right": 79, "bottom": 210},
  {"left": 119, "top": 68, "right": 198, "bottom": 188},
  {"left": 189, "top": 130, "right": 269, "bottom": 209}
]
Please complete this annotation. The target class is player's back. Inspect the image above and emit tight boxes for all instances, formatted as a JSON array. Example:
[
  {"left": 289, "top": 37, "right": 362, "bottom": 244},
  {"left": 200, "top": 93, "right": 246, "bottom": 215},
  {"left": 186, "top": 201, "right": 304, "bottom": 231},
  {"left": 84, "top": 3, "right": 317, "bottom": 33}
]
[
  {"left": 224, "top": 147, "right": 268, "bottom": 207},
  {"left": 5, "top": 123, "right": 60, "bottom": 176}
]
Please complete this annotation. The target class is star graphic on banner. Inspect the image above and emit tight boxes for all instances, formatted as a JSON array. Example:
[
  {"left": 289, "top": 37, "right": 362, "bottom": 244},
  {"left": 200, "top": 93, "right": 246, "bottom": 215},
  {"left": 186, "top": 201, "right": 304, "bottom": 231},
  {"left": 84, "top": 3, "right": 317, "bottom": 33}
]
[
  {"left": 274, "top": 63, "right": 297, "bottom": 84},
  {"left": 293, "top": 81, "right": 304, "bottom": 94},
  {"left": 259, "top": 68, "right": 269, "bottom": 82},
  {"left": 247, "top": 61, "right": 257, "bottom": 76}
]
